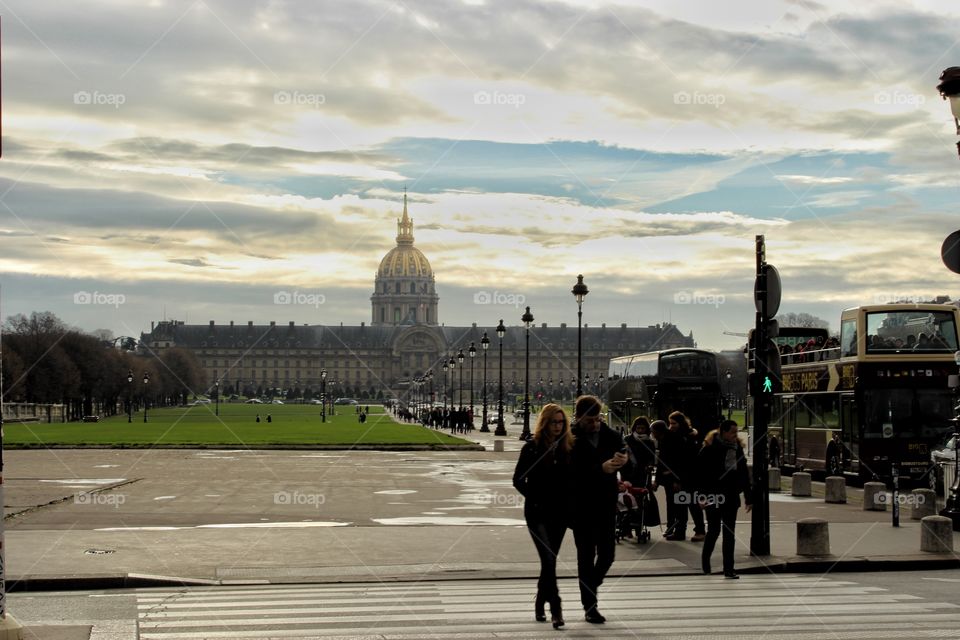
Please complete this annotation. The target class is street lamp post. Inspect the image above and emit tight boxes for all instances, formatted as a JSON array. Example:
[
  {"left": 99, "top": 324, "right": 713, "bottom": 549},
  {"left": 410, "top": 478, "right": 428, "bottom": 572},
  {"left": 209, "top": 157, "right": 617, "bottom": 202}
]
[
  {"left": 127, "top": 370, "right": 133, "bottom": 423},
  {"left": 495, "top": 320, "right": 507, "bottom": 436},
  {"left": 548, "top": 377, "right": 553, "bottom": 403},
  {"left": 320, "top": 369, "right": 327, "bottom": 423},
  {"left": 143, "top": 372, "right": 150, "bottom": 422},
  {"left": 449, "top": 356, "right": 456, "bottom": 416},
  {"left": 937, "top": 67, "right": 960, "bottom": 158},
  {"left": 598, "top": 373, "right": 605, "bottom": 402},
  {"left": 725, "top": 369, "right": 733, "bottom": 419},
  {"left": 442, "top": 361, "right": 449, "bottom": 413},
  {"left": 480, "top": 333, "right": 490, "bottom": 433},
  {"left": 584, "top": 374, "right": 591, "bottom": 399},
  {"left": 457, "top": 349, "right": 465, "bottom": 409},
  {"left": 214, "top": 377, "right": 220, "bottom": 418},
  {"left": 521, "top": 306, "right": 534, "bottom": 440},
  {"left": 469, "top": 342, "right": 476, "bottom": 416},
  {"left": 572, "top": 274, "right": 589, "bottom": 396}
]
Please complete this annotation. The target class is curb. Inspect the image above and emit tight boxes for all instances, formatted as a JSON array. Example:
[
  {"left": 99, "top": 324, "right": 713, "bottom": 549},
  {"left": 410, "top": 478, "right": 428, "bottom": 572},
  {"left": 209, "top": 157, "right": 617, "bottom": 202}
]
[
  {"left": 11, "top": 555, "right": 960, "bottom": 592},
  {"left": 5, "top": 443, "right": 485, "bottom": 451}
]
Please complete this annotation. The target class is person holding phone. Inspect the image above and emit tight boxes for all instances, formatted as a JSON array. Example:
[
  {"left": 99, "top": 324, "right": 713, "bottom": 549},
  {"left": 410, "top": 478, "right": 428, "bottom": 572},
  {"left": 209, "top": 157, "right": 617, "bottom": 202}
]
[
  {"left": 512, "top": 403, "right": 573, "bottom": 629},
  {"left": 570, "top": 395, "right": 627, "bottom": 624}
]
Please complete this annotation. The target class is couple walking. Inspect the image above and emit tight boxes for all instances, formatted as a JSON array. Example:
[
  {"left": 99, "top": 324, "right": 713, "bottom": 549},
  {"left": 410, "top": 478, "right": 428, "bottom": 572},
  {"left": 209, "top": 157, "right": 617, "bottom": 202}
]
[{"left": 511, "top": 396, "right": 626, "bottom": 628}]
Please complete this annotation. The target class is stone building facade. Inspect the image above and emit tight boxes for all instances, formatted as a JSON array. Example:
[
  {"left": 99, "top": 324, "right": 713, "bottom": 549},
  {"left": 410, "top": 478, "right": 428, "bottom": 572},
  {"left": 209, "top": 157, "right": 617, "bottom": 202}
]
[{"left": 141, "top": 196, "right": 694, "bottom": 401}]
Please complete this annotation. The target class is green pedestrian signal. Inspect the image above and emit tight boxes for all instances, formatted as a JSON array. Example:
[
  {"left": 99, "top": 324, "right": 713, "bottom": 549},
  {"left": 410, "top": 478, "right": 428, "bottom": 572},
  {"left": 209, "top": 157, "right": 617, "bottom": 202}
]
[{"left": 763, "top": 376, "right": 773, "bottom": 393}]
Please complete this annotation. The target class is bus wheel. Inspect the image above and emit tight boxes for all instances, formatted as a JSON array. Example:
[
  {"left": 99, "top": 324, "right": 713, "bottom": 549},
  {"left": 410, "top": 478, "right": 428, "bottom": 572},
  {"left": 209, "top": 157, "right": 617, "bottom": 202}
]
[{"left": 825, "top": 452, "right": 841, "bottom": 477}]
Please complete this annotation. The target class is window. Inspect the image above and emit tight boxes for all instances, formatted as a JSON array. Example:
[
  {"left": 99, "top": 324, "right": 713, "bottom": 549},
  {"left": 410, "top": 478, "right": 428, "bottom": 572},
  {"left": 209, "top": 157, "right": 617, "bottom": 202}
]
[
  {"left": 410, "top": 282, "right": 416, "bottom": 294},
  {"left": 841, "top": 319, "right": 857, "bottom": 357}
]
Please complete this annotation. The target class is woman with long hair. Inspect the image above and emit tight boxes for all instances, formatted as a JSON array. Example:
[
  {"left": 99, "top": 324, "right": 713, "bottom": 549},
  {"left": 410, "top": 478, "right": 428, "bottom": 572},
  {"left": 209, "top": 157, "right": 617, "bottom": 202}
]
[
  {"left": 666, "top": 410, "right": 706, "bottom": 541},
  {"left": 512, "top": 402, "right": 574, "bottom": 628},
  {"left": 698, "top": 419, "right": 752, "bottom": 578}
]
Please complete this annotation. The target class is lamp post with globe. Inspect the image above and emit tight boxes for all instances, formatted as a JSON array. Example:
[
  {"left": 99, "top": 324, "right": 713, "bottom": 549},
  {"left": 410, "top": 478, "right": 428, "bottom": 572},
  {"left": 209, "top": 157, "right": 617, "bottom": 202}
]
[
  {"left": 520, "top": 306, "right": 534, "bottom": 440},
  {"left": 495, "top": 320, "right": 507, "bottom": 436}
]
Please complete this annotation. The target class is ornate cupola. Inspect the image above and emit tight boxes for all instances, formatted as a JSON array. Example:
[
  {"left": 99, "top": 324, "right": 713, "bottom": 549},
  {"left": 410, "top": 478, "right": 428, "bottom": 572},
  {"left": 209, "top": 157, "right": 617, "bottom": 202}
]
[{"left": 371, "top": 192, "right": 439, "bottom": 326}]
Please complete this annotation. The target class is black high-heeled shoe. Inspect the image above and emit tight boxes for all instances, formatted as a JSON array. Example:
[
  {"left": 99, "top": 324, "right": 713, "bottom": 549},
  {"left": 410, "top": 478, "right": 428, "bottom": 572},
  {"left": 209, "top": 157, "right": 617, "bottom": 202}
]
[
  {"left": 550, "top": 598, "right": 564, "bottom": 629},
  {"left": 534, "top": 592, "right": 546, "bottom": 622}
]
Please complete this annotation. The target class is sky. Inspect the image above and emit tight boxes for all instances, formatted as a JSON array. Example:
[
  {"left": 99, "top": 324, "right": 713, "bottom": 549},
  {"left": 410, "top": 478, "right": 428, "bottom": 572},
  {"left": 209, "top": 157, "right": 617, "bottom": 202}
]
[{"left": 2, "top": 0, "right": 960, "bottom": 350}]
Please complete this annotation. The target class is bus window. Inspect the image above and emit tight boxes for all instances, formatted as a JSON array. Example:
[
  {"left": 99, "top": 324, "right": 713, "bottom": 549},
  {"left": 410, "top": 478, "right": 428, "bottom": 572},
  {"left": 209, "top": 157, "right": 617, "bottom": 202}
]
[{"left": 840, "top": 319, "right": 857, "bottom": 357}]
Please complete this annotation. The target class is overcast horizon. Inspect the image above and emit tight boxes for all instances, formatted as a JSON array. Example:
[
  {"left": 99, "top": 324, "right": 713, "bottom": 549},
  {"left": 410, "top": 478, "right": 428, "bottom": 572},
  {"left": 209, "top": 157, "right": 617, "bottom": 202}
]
[{"left": 1, "top": 0, "right": 959, "bottom": 350}]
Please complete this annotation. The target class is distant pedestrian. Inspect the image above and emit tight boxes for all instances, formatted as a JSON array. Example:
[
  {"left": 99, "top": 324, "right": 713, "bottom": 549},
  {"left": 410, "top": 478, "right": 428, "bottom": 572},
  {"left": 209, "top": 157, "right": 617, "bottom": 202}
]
[
  {"left": 256, "top": 414, "right": 261, "bottom": 423},
  {"left": 697, "top": 419, "right": 752, "bottom": 579},
  {"left": 266, "top": 414, "right": 272, "bottom": 423},
  {"left": 768, "top": 433, "right": 781, "bottom": 468}
]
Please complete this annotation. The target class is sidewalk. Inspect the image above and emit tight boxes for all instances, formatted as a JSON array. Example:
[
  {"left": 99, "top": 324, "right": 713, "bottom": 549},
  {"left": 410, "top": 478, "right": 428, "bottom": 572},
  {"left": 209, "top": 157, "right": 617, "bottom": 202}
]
[{"left": 5, "top": 420, "right": 960, "bottom": 593}]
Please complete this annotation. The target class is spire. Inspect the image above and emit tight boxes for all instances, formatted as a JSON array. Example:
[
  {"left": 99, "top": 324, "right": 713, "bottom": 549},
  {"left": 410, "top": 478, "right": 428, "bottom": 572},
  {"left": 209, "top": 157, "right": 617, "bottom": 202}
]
[{"left": 396, "top": 188, "right": 414, "bottom": 245}]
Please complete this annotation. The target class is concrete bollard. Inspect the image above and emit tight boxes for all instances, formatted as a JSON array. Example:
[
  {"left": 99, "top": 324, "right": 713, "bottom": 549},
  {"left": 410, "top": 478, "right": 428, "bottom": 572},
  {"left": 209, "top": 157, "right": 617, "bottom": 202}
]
[
  {"left": 797, "top": 518, "right": 830, "bottom": 556},
  {"left": 493, "top": 440, "right": 504, "bottom": 452},
  {"left": 768, "top": 467, "right": 781, "bottom": 493},
  {"left": 862, "top": 481, "right": 886, "bottom": 511},
  {"left": 921, "top": 515, "right": 954, "bottom": 553},
  {"left": 911, "top": 488, "right": 937, "bottom": 520},
  {"left": 824, "top": 476, "right": 846, "bottom": 504},
  {"left": 791, "top": 472, "right": 812, "bottom": 497}
]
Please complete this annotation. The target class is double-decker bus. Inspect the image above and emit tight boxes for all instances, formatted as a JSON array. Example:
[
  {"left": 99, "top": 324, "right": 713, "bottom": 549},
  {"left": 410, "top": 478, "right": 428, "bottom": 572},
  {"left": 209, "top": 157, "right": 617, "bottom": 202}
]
[
  {"left": 758, "top": 303, "right": 960, "bottom": 483},
  {"left": 607, "top": 348, "right": 722, "bottom": 433}
]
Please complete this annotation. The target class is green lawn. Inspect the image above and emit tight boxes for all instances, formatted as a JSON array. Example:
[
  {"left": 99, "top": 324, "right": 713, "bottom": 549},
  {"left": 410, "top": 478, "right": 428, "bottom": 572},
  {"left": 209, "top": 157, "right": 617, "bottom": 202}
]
[{"left": 5, "top": 403, "right": 475, "bottom": 448}]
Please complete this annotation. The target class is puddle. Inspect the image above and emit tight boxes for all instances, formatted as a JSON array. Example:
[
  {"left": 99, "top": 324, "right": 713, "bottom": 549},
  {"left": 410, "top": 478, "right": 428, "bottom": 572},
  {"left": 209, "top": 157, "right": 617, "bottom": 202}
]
[
  {"left": 96, "top": 521, "right": 352, "bottom": 531},
  {"left": 371, "top": 516, "right": 526, "bottom": 526}
]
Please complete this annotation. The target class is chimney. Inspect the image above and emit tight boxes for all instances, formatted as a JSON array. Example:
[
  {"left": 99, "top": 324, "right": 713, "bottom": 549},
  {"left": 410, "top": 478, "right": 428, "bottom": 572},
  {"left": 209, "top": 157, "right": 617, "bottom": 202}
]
[
  {"left": 541, "top": 322, "right": 547, "bottom": 328},
  {"left": 270, "top": 321, "right": 276, "bottom": 327},
  {"left": 248, "top": 321, "right": 253, "bottom": 328},
  {"left": 229, "top": 321, "right": 234, "bottom": 327},
  {"left": 621, "top": 323, "right": 627, "bottom": 329},
  {"left": 560, "top": 323, "right": 567, "bottom": 329}
]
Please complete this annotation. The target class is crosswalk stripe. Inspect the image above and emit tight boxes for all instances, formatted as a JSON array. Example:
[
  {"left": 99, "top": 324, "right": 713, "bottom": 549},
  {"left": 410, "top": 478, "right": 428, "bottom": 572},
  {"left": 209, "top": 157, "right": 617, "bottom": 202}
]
[{"left": 137, "top": 574, "right": 960, "bottom": 639}]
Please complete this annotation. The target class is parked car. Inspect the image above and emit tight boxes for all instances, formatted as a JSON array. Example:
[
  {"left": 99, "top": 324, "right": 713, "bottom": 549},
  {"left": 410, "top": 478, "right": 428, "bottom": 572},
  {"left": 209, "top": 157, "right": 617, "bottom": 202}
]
[
  {"left": 272, "top": 399, "right": 284, "bottom": 405},
  {"left": 334, "top": 398, "right": 359, "bottom": 405},
  {"left": 244, "top": 398, "right": 264, "bottom": 404}
]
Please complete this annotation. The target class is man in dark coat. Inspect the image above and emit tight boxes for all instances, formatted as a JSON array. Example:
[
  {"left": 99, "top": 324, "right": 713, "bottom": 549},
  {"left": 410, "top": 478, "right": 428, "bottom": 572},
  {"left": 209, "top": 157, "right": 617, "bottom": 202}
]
[{"left": 570, "top": 395, "right": 627, "bottom": 624}]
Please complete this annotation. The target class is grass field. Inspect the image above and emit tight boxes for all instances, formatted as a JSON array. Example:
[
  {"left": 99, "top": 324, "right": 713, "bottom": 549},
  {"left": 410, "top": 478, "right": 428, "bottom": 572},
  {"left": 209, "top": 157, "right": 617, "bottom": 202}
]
[{"left": 4, "top": 403, "right": 476, "bottom": 448}]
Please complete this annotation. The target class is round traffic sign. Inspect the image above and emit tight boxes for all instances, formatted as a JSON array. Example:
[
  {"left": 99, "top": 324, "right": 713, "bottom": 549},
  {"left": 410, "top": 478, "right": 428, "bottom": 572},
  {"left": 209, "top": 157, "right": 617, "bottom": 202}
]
[
  {"left": 942, "top": 230, "right": 960, "bottom": 275},
  {"left": 754, "top": 264, "right": 782, "bottom": 317}
]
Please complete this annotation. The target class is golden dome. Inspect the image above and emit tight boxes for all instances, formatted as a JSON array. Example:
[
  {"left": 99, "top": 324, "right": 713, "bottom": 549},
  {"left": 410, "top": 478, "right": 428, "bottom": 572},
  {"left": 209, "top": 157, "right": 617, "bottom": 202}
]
[
  {"left": 377, "top": 192, "right": 433, "bottom": 278},
  {"left": 378, "top": 245, "right": 433, "bottom": 278}
]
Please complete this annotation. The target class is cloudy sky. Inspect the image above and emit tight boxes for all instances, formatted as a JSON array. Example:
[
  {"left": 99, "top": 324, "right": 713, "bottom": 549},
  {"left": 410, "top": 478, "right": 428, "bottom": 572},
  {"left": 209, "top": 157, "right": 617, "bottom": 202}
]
[{"left": 2, "top": 0, "right": 960, "bottom": 350}]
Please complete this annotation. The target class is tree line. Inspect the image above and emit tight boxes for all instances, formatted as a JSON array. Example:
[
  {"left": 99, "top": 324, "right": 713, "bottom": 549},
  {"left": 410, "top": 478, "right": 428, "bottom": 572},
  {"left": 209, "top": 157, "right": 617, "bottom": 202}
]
[{"left": 2, "top": 311, "right": 204, "bottom": 421}]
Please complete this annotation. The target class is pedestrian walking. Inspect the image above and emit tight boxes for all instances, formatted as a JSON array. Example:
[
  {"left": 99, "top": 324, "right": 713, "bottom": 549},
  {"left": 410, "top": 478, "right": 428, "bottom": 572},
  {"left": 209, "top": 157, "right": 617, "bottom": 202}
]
[
  {"left": 666, "top": 411, "right": 706, "bottom": 541},
  {"left": 512, "top": 403, "right": 573, "bottom": 629},
  {"left": 697, "top": 419, "right": 752, "bottom": 578},
  {"left": 570, "top": 395, "right": 626, "bottom": 624}
]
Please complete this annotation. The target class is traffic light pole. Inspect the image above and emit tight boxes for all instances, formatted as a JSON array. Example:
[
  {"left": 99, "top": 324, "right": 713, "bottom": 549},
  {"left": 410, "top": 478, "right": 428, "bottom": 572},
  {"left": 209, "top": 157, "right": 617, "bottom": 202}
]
[{"left": 751, "top": 235, "right": 771, "bottom": 556}]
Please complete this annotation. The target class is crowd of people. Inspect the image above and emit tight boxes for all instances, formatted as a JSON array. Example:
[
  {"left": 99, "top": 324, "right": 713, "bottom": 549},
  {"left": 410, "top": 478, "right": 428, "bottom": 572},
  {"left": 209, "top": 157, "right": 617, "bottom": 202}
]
[{"left": 511, "top": 397, "right": 753, "bottom": 628}]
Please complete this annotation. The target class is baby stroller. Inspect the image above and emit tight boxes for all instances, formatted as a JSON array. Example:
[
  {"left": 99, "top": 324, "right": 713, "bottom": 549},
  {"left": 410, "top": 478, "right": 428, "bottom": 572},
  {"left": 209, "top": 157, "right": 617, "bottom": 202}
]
[{"left": 616, "top": 480, "right": 653, "bottom": 543}]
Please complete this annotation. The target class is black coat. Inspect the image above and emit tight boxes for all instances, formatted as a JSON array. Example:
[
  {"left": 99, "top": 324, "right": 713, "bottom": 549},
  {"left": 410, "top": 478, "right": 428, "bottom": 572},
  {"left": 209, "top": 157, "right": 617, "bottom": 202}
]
[
  {"left": 657, "top": 429, "right": 696, "bottom": 487},
  {"left": 570, "top": 422, "right": 623, "bottom": 520},
  {"left": 512, "top": 439, "right": 573, "bottom": 523},
  {"left": 696, "top": 436, "right": 752, "bottom": 509},
  {"left": 623, "top": 434, "right": 656, "bottom": 486}
]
